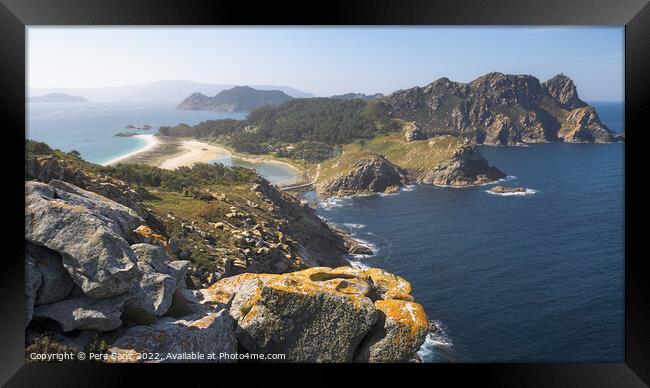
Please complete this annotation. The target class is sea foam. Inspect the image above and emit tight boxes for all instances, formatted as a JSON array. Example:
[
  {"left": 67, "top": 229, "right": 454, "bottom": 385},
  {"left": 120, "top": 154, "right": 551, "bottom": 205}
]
[
  {"left": 417, "top": 320, "right": 454, "bottom": 362},
  {"left": 485, "top": 188, "right": 538, "bottom": 196}
]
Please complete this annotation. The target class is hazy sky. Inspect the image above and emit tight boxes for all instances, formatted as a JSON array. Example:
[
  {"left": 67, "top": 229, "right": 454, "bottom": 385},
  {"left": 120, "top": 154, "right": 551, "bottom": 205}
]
[{"left": 28, "top": 27, "right": 624, "bottom": 100}]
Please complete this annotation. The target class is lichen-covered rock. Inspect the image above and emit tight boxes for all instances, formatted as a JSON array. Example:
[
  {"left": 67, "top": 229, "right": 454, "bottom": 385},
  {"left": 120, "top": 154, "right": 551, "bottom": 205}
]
[
  {"left": 356, "top": 299, "right": 429, "bottom": 362},
  {"left": 26, "top": 243, "right": 74, "bottom": 305},
  {"left": 131, "top": 225, "right": 175, "bottom": 258},
  {"left": 25, "top": 180, "right": 143, "bottom": 298},
  {"left": 203, "top": 266, "right": 428, "bottom": 362},
  {"left": 106, "top": 309, "right": 236, "bottom": 363},
  {"left": 315, "top": 154, "right": 407, "bottom": 197}
]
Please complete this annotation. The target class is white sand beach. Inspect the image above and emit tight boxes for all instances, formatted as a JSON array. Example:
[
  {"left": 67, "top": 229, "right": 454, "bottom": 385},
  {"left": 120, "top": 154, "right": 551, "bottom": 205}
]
[
  {"left": 102, "top": 134, "right": 160, "bottom": 166},
  {"left": 158, "top": 140, "right": 303, "bottom": 180},
  {"left": 158, "top": 140, "right": 231, "bottom": 170}
]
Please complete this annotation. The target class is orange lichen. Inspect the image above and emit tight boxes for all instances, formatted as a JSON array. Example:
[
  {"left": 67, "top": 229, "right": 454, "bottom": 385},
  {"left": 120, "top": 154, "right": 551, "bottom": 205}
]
[
  {"left": 374, "top": 299, "right": 428, "bottom": 337},
  {"left": 186, "top": 313, "right": 217, "bottom": 330},
  {"left": 132, "top": 225, "right": 174, "bottom": 257}
]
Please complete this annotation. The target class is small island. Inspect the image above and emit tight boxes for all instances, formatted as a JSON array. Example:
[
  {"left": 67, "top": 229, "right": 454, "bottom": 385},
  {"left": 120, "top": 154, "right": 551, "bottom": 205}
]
[
  {"left": 489, "top": 186, "right": 528, "bottom": 194},
  {"left": 125, "top": 124, "right": 153, "bottom": 130},
  {"left": 177, "top": 86, "right": 293, "bottom": 112},
  {"left": 115, "top": 132, "right": 137, "bottom": 137},
  {"left": 28, "top": 93, "right": 88, "bottom": 103}
]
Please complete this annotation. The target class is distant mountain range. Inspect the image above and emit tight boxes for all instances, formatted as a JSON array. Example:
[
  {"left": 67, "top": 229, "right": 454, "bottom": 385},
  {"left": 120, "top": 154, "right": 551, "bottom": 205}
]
[
  {"left": 331, "top": 93, "right": 384, "bottom": 101},
  {"left": 29, "top": 93, "right": 88, "bottom": 103},
  {"left": 29, "top": 80, "right": 313, "bottom": 103},
  {"left": 177, "top": 86, "right": 294, "bottom": 112}
]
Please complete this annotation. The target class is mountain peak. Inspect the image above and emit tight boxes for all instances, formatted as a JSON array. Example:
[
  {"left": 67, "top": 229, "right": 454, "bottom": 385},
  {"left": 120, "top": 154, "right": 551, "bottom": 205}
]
[{"left": 542, "top": 74, "right": 586, "bottom": 109}]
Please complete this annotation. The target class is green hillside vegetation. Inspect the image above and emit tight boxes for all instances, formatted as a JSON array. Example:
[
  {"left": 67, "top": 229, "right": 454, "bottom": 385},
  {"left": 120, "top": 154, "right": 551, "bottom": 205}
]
[{"left": 160, "top": 98, "right": 401, "bottom": 163}]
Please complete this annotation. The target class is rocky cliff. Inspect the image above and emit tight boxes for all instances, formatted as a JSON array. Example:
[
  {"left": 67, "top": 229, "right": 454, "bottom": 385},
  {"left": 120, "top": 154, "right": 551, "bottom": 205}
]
[
  {"left": 177, "top": 86, "right": 293, "bottom": 112},
  {"left": 315, "top": 154, "right": 407, "bottom": 197},
  {"left": 381, "top": 72, "right": 617, "bottom": 145},
  {"left": 24, "top": 178, "right": 429, "bottom": 362}
]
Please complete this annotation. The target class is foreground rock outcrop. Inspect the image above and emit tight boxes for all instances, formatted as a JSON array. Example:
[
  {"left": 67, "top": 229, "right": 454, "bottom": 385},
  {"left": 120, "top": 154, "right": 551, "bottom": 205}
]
[
  {"left": 382, "top": 72, "right": 618, "bottom": 145},
  {"left": 26, "top": 180, "right": 144, "bottom": 298},
  {"left": 25, "top": 181, "right": 190, "bottom": 329},
  {"left": 201, "top": 266, "right": 429, "bottom": 362},
  {"left": 106, "top": 310, "right": 237, "bottom": 363}
]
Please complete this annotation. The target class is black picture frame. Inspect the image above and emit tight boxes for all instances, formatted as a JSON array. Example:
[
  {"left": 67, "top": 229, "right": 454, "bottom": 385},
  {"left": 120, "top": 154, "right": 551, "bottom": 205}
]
[{"left": 1, "top": 0, "right": 648, "bottom": 386}]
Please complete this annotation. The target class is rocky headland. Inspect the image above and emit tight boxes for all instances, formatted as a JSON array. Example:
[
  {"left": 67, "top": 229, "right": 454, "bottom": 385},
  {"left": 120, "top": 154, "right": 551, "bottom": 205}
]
[
  {"left": 314, "top": 134, "right": 505, "bottom": 197},
  {"left": 381, "top": 72, "right": 619, "bottom": 145}
]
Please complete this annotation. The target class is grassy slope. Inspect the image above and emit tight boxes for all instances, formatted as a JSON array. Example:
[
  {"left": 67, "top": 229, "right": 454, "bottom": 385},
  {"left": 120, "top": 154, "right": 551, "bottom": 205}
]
[{"left": 317, "top": 132, "right": 464, "bottom": 182}]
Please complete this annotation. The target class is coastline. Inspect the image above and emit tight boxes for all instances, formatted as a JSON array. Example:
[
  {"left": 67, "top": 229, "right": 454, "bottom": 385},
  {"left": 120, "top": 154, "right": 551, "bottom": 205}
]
[{"left": 101, "top": 134, "right": 160, "bottom": 166}]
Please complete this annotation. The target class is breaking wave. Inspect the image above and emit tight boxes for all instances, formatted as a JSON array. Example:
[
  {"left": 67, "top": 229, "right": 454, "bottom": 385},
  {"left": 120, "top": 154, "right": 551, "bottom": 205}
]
[
  {"left": 417, "top": 320, "right": 455, "bottom": 362},
  {"left": 486, "top": 188, "right": 538, "bottom": 196}
]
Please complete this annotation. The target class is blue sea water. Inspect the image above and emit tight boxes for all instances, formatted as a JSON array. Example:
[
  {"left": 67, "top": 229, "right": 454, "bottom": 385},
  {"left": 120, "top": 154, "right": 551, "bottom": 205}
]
[
  {"left": 314, "top": 101, "right": 624, "bottom": 362},
  {"left": 27, "top": 101, "right": 246, "bottom": 164}
]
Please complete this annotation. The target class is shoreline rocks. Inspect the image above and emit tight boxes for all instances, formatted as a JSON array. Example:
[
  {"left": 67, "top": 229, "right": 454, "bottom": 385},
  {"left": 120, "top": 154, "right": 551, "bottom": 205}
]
[{"left": 489, "top": 185, "right": 527, "bottom": 194}]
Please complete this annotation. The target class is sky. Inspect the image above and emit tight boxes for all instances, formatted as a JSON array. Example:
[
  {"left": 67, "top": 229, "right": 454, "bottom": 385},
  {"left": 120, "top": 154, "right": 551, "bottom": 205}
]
[{"left": 28, "top": 27, "right": 624, "bottom": 101}]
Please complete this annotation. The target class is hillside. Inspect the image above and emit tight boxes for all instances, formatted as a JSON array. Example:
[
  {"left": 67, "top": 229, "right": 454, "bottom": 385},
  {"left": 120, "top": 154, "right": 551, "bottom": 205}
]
[
  {"left": 25, "top": 140, "right": 351, "bottom": 279},
  {"left": 331, "top": 93, "right": 384, "bottom": 101},
  {"left": 161, "top": 97, "right": 398, "bottom": 162},
  {"left": 177, "top": 86, "right": 293, "bottom": 112}
]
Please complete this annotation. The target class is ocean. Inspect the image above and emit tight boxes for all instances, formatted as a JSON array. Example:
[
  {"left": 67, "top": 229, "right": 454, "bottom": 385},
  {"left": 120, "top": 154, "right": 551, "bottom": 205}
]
[
  {"left": 314, "top": 101, "right": 624, "bottom": 362},
  {"left": 27, "top": 101, "right": 247, "bottom": 164}
]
